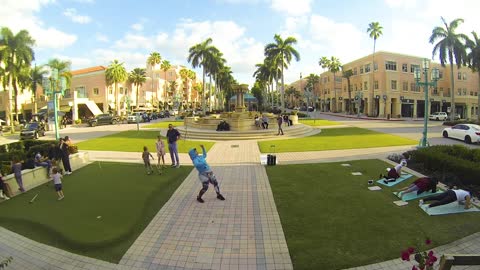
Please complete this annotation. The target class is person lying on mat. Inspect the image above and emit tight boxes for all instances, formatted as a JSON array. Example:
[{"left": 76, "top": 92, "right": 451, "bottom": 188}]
[
  {"left": 380, "top": 159, "right": 407, "bottom": 183},
  {"left": 396, "top": 177, "right": 438, "bottom": 199},
  {"left": 423, "top": 187, "right": 472, "bottom": 209}
]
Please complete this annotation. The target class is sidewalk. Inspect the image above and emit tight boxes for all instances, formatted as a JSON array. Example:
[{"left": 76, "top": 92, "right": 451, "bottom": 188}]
[{"left": 1, "top": 141, "right": 479, "bottom": 270}]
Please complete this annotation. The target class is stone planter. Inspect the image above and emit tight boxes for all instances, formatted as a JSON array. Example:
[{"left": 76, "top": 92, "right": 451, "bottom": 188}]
[{"left": 289, "top": 115, "right": 299, "bottom": 125}]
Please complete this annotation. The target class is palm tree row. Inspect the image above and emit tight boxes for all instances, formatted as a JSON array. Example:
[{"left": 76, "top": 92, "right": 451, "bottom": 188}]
[
  {"left": 0, "top": 27, "right": 73, "bottom": 126},
  {"left": 319, "top": 56, "right": 341, "bottom": 112},
  {"left": 188, "top": 38, "right": 236, "bottom": 112},
  {"left": 253, "top": 34, "right": 300, "bottom": 111}
]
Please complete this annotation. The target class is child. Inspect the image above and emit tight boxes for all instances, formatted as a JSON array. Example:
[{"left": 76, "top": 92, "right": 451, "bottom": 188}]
[
  {"left": 380, "top": 159, "right": 407, "bottom": 183},
  {"left": 11, "top": 158, "right": 25, "bottom": 192},
  {"left": 188, "top": 145, "right": 225, "bottom": 203},
  {"left": 51, "top": 168, "right": 64, "bottom": 200},
  {"left": 142, "top": 146, "right": 154, "bottom": 175},
  {"left": 155, "top": 136, "right": 166, "bottom": 171},
  {"left": 0, "top": 172, "right": 10, "bottom": 200},
  {"left": 396, "top": 177, "right": 438, "bottom": 199}
]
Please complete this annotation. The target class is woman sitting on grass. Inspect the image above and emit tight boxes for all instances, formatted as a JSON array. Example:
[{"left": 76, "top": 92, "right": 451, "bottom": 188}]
[{"left": 396, "top": 177, "right": 438, "bottom": 199}]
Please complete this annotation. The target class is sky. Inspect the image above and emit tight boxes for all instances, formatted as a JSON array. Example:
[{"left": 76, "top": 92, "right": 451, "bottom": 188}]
[{"left": 1, "top": 0, "right": 479, "bottom": 86}]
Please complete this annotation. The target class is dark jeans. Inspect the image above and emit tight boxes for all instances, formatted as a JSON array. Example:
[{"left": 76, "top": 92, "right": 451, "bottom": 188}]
[
  {"left": 62, "top": 155, "right": 72, "bottom": 173},
  {"left": 424, "top": 190, "right": 456, "bottom": 208}
]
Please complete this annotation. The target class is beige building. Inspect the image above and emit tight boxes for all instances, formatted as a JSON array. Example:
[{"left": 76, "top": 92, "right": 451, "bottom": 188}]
[
  {"left": 0, "top": 63, "right": 202, "bottom": 123},
  {"left": 290, "top": 51, "right": 479, "bottom": 119}
]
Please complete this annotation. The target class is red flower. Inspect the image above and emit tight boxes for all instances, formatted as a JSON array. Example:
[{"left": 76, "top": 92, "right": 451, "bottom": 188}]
[
  {"left": 412, "top": 266, "right": 418, "bottom": 270},
  {"left": 425, "top": 238, "right": 432, "bottom": 245},
  {"left": 401, "top": 250, "right": 411, "bottom": 261},
  {"left": 428, "top": 250, "right": 434, "bottom": 257},
  {"left": 407, "top": 247, "right": 415, "bottom": 254}
]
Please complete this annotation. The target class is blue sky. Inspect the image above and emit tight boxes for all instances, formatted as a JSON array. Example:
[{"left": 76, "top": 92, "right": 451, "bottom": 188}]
[{"left": 1, "top": 0, "right": 479, "bottom": 85}]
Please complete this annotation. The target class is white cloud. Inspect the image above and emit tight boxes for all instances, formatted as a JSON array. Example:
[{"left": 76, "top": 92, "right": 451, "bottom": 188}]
[
  {"left": 63, "top": 8, "right": 92, "bottom": 24},
  {"left": 270, "top": 0, "right": 312, "bottom": 16},
  {"left": 93, "top": 49, "right": 148, "bottom": 71},
  {"left": 384, "top": 0, "right": 417, "bottom": 9},
  {"left": 0, "top": 0, "right": 77, "bottom": 49},
  {"left": 131, "top": 23, "right": 144, "bottom": 31},
  {"left": 53, "top": 54, "right": 92, "bottom": 68},
  {"left": 114, "top": 33, "right": 153, "bottom": 50},
  {"left": 96, "top": 33, "right": 109, "bottom": 42}
]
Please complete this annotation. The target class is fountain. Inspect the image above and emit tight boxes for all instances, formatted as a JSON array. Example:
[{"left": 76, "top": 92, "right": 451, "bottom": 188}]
[{"left": 184, "top": 84, "right": 275, "bottom": 131}]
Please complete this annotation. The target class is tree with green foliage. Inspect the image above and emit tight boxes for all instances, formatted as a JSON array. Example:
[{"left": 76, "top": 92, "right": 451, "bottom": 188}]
[
  {"left": 264, "top": 34, "right": 300, "bottom": 111},
  {"left": 188, "top": 38, "right": 220, "bottom": 113},
  {"left": 342, "top": 68, "right": 354, "bottom": 115},
  {"left": 367, "top": 21, "right": 383, "bottom": 116},
  {"left": 105, "top": 60, "right": 128, "bottom": 115},
  {"left": 128, "top": 68, "right": 147, "bottom": 109},
  {"left": 0, "top": 27, "right": 35, "bottom": 123},
  {"left": 147, "top": 52, "right": 161, "bottom": 109},
  {"left": 465, "top": 31, "right": 480, "bottom": 121},
  {"left": 429, "top": 17, "right": 468, "bottom": 121},
  {"left": 29, "top": 65, "right": 48, "bottom": 114},
  {"left": 160, "top": 59, "right": 171, "bottom": 109},
  {"left": 319, "top": 56, "right": 341, "bottom": 112}
]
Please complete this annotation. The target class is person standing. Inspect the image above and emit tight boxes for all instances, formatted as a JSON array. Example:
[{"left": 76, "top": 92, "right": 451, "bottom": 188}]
[
  {"left": 166, "top": 123, "right": 181, "bottom": 168},
  {"left": 11, "top": 158, "right": 25, "bottom": 192},
  {"left": 0, "top": 172, "right": 10, "bottom": 200},
  {"left": 142, "top": 146, "right": 155, "bottom": 175},
  {"left": 276, "top": 115, "right": 284, "bottom": 135},
  {"left": 155, "top": 136, "right": 166, "bottom": 170},
  {"left": 59, "top": 138, "right": 72, "bottom": 175},
  {"left": 51, "top": 168, "right": 65, "bottom": 200},
  {"left": 188, "top": 145, "right": 225, "bottom": 203}
]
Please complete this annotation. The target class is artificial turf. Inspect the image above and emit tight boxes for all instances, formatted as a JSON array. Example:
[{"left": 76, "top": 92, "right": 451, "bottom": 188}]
[
  {"left": 258, "top": 127, "right": 417, "bottom": 153},
  {"left": 75, "top": 130, "right": 215, "bottom": 153},
  {"left": 0, "top": 162, "right": 192, "bottom": 263},
  {"left": 266, "top": 160, "right": 480, "bottom": 270}
]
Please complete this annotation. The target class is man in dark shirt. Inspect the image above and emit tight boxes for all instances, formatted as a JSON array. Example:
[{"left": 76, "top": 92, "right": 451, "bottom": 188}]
[{"left": 166, "top": 123, "right": 181, "bottom": 168}]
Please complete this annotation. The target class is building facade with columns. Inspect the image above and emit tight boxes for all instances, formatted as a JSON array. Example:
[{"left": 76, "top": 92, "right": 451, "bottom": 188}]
[{"left": 290, "top": 51, "right": 479, "bottom": 119}]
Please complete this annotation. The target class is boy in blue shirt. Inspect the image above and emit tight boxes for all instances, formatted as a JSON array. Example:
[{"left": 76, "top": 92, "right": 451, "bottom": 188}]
[{"left": 188, "top": 145, "right": 225, "bottom": 203}]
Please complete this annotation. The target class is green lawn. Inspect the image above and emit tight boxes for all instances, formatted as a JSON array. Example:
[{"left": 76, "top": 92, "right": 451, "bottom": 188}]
[
  {"left": 258, "top": 127, "right": 416, "bottom": 153},
  {"left": 266, "top": 160, "right": 480, "bottom": 270},
  {"left": 0, "top": 162, "right": 192, "bottom": 262},
  {"left": 76, "top": 130, "right": 215, "bottom": 153},
  {"left": 143, "top": 120, "right": 184, "bottom": 129},
  {"left": 298, "top": 119, "right": 341, "bottom": 126}
]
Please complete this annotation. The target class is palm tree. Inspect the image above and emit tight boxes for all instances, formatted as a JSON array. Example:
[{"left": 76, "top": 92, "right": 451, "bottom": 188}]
[
  {"left": 47, "top": 58, "right": 72, "bottom": 88},
  {"left": 253, "top": 61, "right": 272, "bottom": 107},
  {"left": 105, "top": 60, "right": 128, "bottom": 116},
  {"left": 319, "top": 56, "right": 341, "bottom": 112},
  {"left": 264, "top": 34, "right": 300, "bottom": 111},
  {"left": 188, "top": 38, "right": 220, "bottom": 113},
  {"left": 160, "top": 59, "right": 171, "bottom": 109},
  {"left": 342, "top": 67, "right": 354, "bottom": 115},
  {"left": 128, "top": 68, "right": 147, "bottom": 110},
  {"left": 367, "top": 22, "right": 383, "bottom": 116},
  {"left": 30, "top": 65, "right": 48, "bottom": 114},
  {"left": 430, "top": 17, "right": 468, "bottom": 121},
  {"left": 466, "top": 31, "right": 480, "bottom": 121},
  {"left": 306, "top": 74, "right": 320, "bottom": 109},
  {"left": 0, "top": 27, "right": 35, "bottom": 124},
  {"left": 147, "top": 52, "right": 161, "bottom": 109}
]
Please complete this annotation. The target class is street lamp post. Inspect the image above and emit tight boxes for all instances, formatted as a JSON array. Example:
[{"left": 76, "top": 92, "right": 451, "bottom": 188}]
[
  {"left": 42, "top": 69, "right": 66, "bottom": 140},
  {"left": 414, "top": 58, "right": 439, "bottom": 148}
]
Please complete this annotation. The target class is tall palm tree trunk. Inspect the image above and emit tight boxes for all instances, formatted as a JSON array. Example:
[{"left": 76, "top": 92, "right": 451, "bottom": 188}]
[
  {"left": 202, "top": 68, "right": 206, "bottom": 113},
  {"left": 449, "top": 56, "right": 456, "bottom": 121},
  {"left": 371, "top": 40, "right": 376, "bottom": 117},
  {"left": 136, "top": 85, "right": 140, "bottom": 109},
  {"left": 478, "top": 72, "right": 480, "bottom": 121},
  {"left": 115, "top": 82, "right": 119, "bottom": 116},
  {"left": 280, "top": 57, "right": 285, "bottom": 111}
]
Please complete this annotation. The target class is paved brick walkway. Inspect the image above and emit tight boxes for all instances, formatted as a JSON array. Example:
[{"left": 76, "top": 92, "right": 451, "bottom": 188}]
[{"left": 1, "top": 140, "right": 479, "bottom": 270}]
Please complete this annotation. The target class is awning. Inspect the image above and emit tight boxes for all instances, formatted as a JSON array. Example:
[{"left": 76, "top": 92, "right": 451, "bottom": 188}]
[{"left": 59, "top": 105, "right": 72, "bottom": 112}]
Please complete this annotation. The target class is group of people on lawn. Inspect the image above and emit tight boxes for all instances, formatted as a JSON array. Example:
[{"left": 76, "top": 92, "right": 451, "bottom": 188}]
[
  {"left": 380, "top": 156, "right": 473, "bottom": 210},
  {"left": 142, "top": 123, "right": 225, "bottom": 203},
  {"left": 0, "top": 136, "right": 73, "bottom": 201}
]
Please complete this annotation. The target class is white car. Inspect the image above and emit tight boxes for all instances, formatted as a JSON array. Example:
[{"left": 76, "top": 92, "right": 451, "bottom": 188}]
[
  {"left": 429, "top": 112, "right": 448, "bottom": 121},
  {"left": 442, "top": 124, "right": 480, "bottom": 144}
]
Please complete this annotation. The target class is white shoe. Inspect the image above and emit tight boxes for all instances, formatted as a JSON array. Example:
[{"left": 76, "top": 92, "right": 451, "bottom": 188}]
[{"left": 66, "top": 171, "right": 72, "bottom": 175}]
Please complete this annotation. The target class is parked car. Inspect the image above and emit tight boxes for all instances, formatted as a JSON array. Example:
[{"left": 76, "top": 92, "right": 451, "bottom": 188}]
[
  {"left": 20, "top": 122, "right": 46, "bottom": 139},
  {"left": 88, "top": 114, "right": 120, "bottom": 127},
  {"left": 429, "top": 112, "right": 448, "bottom": 121},
  {"left": 442, "top": 124, "right": 480, "bottom": 144},
  {"left": 127, "top": 113, "right": 144, "bottom": 123},
  {"left": 449, "top": 113, "right": 461, "bottom": 120}
]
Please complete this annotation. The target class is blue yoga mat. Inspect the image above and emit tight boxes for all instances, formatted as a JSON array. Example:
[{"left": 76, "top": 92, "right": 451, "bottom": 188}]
[
  {"left": 376, "top": 173, "right": 413, "bottom": 187},
  {"left": 393, "top": 190, "right": 444, "bottom": 202},
  {"left": 420, "top": 203, "right": 480, "bottom": 216}
]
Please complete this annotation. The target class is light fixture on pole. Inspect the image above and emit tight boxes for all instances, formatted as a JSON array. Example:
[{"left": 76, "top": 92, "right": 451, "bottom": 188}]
[
  {"left": 414, "top": 58, "right": 439, "bottom": 148},
  {"left": 42, "top": 68, "right": 65, "bottom": 140}
]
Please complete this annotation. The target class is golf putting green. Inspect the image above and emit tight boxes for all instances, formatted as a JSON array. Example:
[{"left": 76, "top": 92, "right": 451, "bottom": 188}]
[{"left": 0, "top": 162, "right": 192, "bottom": 262}]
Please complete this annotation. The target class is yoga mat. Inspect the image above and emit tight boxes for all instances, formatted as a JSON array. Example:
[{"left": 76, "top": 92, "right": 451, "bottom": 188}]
[
  {"left": 394, "top": 190, "right": 444, "bottom": 202},
  {"left": 376, "top": 174, "right": 413, "bottom": 187},
  {"left": 420, "top": 203, "right": 480, "bottom": 216}
]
